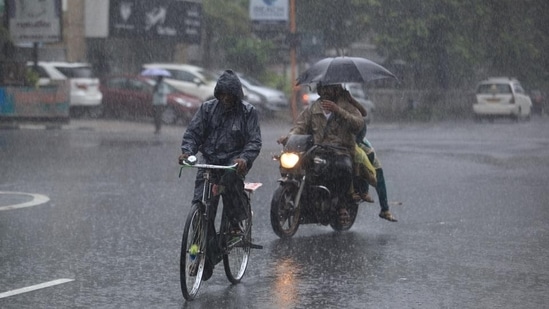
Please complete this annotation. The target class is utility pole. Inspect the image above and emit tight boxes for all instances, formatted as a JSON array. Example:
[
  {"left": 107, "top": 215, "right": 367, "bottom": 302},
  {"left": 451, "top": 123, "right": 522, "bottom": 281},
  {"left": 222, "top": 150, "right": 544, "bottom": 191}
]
[{"left": 289, "top": 0, "right": 298, "bottom": 123}]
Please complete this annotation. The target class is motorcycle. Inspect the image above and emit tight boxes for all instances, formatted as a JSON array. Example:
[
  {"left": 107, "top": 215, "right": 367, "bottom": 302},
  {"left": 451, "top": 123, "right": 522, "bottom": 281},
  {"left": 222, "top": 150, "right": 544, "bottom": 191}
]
[{"left": 270, "top": 134, "right": 359, "bottom": 238}]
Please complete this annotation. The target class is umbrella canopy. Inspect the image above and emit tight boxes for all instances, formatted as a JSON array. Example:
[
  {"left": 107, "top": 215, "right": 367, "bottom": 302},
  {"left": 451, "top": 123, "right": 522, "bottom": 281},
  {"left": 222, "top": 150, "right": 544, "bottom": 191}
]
[
  {"left": 296, "top": 56, "right": 397, "bottom": 85},
  {"left": 141, "top": 68, "right": 171, "bottom": 77}
]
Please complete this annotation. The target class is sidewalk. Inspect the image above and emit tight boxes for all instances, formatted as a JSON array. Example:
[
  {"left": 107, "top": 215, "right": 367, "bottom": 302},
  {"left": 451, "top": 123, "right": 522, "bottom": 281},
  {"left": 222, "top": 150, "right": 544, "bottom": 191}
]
[{"left": 1, "top": 118, "right": 185, "bottom": 135}]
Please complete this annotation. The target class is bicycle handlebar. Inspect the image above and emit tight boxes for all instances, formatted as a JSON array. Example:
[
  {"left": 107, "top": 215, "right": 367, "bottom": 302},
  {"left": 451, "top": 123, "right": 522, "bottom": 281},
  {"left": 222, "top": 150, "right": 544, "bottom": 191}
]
[
  {"left": 178, "top": 155, "right": 237, "bottom": 177},
  {"left": 182, "top": 162, "right": 238, "bottom": 170}
]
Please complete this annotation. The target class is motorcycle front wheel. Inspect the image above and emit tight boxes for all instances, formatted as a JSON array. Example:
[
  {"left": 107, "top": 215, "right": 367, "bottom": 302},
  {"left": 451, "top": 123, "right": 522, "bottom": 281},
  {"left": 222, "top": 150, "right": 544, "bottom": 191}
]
[
  {"left": 270, "top": 183, "right": 301, "bottom": 238},
  {"left": 330, "top": 201, "right": 359, "bottom": 231}
]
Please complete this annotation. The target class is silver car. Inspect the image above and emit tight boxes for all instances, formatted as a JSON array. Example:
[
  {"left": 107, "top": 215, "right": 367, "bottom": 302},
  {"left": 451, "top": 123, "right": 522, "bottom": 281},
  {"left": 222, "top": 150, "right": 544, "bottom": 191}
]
[{"left": 236, "top": 73, "right": 289, "bottom": 115}]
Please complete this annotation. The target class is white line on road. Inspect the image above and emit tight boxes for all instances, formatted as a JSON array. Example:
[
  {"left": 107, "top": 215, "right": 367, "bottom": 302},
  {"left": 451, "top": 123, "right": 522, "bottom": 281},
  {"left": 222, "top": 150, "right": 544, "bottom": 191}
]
[
  {"left": 0, "top": 278, "right": 74, "bottom": 299},
  {"left": 0, "top": 191, "right": 50, "bottom": 211}
]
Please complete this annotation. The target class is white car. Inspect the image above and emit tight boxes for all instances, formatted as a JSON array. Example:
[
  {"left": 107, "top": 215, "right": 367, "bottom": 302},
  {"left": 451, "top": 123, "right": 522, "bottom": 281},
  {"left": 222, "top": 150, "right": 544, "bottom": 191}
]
[
  {"left": 473, "top": 77, "right": 532, "bottom": 121},
  {"left": 28, "top": 61, "right": 103, "bottom": 118},
  {"left": 142, "top": 63, "right": 217, "bottom": 101}
]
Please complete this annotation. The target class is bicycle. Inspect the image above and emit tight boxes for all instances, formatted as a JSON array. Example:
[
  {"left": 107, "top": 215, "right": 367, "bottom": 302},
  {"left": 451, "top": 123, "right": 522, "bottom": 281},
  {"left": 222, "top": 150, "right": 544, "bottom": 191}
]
[{"left": 178, "top": 156, "right": 262, "bottom": 300}]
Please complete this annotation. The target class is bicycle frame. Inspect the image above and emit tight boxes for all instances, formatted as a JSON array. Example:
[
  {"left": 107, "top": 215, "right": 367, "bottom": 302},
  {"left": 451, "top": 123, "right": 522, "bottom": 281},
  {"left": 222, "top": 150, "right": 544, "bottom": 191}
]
[
  {"left": 179, "top": 156, "right": 262, "bottom": 300},
  {"left": 179, "top": 160, "right": 238, "bottom": 249}
]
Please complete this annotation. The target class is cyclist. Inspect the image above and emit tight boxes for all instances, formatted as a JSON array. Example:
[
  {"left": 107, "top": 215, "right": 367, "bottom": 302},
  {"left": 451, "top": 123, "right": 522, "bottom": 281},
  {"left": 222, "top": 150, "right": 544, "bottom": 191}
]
[{"left": 178, "top": 70, "right": 262, "bottom": 280}]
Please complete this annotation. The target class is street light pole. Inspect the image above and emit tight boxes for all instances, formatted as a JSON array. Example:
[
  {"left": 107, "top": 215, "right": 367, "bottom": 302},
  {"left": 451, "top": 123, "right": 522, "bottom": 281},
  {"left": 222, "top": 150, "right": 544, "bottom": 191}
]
[{"left": 289, "top": 0, "right": 297, "bottom": 123}]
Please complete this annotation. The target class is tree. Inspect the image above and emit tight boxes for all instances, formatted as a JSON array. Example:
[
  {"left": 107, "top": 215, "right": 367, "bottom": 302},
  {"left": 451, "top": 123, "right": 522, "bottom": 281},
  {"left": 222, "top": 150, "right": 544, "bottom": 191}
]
[
  {"left": 369, "top": 0, "right": 549, "bottom": 89},
  {"left": 202, "top": 0, "right": 250, "bottom": 69}
]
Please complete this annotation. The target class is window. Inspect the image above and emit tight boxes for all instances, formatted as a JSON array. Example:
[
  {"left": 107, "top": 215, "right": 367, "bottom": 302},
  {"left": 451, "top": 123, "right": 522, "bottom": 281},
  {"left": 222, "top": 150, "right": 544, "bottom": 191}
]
[
  {"left": 513, "top": 83, "right": 525, "bottom": 94},
  {"left": 32, "top": 66, "right": 49, "bottom": 78},
  {"left": 55, "top": 66, "right": 95, "bottom": 78},
  {"left": 128, "top": 79, "right": 150, "bottom": 92},
  {"left": 107, "top": 78, "right": 127, "bottom": 89},
  {"left": 477, "top": 83, "right": 512, "bottom": 94},
  {"left": 170, "top": 70, "right": 196, "bottom": 83}
]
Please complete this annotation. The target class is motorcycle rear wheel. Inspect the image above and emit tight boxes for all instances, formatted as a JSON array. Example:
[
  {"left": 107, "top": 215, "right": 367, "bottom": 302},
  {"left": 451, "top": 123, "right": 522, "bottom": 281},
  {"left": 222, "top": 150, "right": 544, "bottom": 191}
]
[{"left": 270, "top": 184, "right": 300, "bottom": 238}]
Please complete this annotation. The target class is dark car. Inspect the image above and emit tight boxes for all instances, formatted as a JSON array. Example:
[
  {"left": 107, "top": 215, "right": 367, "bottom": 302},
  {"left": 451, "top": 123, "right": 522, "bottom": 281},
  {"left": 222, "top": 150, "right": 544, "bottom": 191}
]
[{"left": 100, "top": 75, "right": 202, "bottom": 124}]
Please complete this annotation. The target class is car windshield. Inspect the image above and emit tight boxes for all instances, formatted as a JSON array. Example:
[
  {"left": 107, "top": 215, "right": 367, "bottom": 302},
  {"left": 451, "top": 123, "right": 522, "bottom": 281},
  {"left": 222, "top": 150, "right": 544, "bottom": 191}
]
[
  {"left": 239, "top": 74, "right": 263, "bottom": 87},
  {"left": 477, "top": 83, "right": 512, "bottom": 94},
  {"left": 197, "top": 69, "right": 217, "bottom": 83},
  {"left": 56, "top": 66, "right": 96, "bottom": 78}
]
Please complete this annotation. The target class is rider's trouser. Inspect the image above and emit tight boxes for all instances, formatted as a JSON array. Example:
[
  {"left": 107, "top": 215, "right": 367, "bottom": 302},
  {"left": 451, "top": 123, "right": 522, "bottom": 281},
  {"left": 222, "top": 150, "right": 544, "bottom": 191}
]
[
  {"left": 325, "top": 153, "right": 353, "bottom": 202},
  {"left": 192, "top": 169, "right": 248, "bottom": 224}
]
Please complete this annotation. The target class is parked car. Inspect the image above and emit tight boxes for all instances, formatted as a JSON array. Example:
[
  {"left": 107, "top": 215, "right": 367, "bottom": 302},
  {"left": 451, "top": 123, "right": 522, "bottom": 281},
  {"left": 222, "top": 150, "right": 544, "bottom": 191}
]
[
  {"left": 236, "top": 72, "right": 289, "bottom": 115},
  {"left": 27, "top": 61, "right": 103, "bottom": 118},
  {"left": 141, "top": 63, "right": 217, "bottom": 101},
  {"left": 299, "top": 83, "right": 376, "bottom": 124},
  {"left": 100, "top": 75, "right": 202, "bottom": 124},
  {"left": 473, "top": 77, "right": 532, "bottom": 121}
]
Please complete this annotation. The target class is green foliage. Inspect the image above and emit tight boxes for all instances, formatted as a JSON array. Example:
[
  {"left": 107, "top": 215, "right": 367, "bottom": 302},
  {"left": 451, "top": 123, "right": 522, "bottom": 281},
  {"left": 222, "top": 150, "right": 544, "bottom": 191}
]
[
  {"left": 368, "top": 0, "right": 548, "bottom": 89},
  {"left": 223, "top": 37, "right": 274, "bottom": 77},
  {"left": 25, "top": 68, "right": 40, "bottom": 87},
  {"left": 201, "top": 0, "right": 548, "bottom": 91}
]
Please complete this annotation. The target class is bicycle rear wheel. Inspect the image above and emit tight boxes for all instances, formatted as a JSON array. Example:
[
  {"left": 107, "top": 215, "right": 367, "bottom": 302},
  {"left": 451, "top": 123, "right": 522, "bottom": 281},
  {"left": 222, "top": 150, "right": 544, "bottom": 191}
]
[
  {"left": 223, "top": 199, "right": 252, "bottom": 284},
  {"left": 180, "top": 204, "right": 207, "bottom": 300}
]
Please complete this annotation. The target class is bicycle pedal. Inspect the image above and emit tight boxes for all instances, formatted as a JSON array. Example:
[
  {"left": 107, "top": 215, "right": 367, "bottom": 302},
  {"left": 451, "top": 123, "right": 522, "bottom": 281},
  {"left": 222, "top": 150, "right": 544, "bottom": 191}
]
[
  {"left": 226, "top": 236, "right": 242, "bottom": 247},
  {"left": 250, "top": 243, "right": 263, "bottom": 249}
]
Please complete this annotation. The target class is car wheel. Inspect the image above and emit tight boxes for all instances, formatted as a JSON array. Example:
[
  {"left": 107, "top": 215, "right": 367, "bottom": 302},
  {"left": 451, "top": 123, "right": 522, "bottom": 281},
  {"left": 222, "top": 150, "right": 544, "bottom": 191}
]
[
  {"left": 69, "top": 107, "right": 86, "bottom": 118},
  {"left": 88, "top": 105, "right": 103, "bottom": 119},
  {"left": 473, "top": 114, "right": 482, "bottom": 122},
  {"left": 161, "top": 106, "right": 178, "bottom": 124}
]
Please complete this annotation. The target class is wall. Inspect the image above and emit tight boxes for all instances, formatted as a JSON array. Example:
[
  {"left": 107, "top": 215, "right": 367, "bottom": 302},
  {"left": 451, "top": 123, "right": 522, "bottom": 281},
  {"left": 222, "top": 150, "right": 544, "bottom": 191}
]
[{"left": 369, "top": 89, "right": 476, "bottom": 122}]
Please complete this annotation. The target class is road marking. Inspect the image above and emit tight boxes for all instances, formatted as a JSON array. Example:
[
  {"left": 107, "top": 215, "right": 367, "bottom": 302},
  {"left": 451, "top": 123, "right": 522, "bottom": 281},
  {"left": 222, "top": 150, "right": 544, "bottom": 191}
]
[
  {"left": 0, "top": 279, "right": 74, "bottom": 299},
  {"left": 0, "top": 192, "right": 50, "bottom": 211}
]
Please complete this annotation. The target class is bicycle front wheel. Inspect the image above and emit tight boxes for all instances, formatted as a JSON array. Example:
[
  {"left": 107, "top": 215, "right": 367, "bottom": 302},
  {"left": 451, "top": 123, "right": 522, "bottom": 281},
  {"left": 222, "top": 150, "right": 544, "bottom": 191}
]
[
  {"left": 180, "top": 203, "right": 207, "bottom": 300},
  {"left": 223, "top": 200, "right": 252, "bottom": 284}
]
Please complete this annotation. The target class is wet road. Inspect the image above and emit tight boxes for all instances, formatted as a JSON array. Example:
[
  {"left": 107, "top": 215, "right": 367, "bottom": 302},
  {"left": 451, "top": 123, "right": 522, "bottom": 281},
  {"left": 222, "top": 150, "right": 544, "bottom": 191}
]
[{"left": 1, "top": 117, "right": 548, "bottom": 308}]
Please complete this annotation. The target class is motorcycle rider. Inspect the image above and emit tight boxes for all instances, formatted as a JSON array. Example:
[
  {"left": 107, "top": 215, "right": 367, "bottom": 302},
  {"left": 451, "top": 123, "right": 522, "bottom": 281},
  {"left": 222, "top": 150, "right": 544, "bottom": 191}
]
[
  {"left": 277, "top": 83, "right": 364, "bottom": 223},
  {"left": 354, "top": 120, "right": 398, "bottom": 222},
  {"left": 178, "top": 69, "right": 262, "bottom": 280}
]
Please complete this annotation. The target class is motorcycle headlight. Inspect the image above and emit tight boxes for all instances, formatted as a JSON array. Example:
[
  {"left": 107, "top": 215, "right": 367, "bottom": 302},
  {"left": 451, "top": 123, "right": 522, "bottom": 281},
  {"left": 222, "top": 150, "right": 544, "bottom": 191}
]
[{"left": 280, "top": 153, "right": 299, "bottom": 169}]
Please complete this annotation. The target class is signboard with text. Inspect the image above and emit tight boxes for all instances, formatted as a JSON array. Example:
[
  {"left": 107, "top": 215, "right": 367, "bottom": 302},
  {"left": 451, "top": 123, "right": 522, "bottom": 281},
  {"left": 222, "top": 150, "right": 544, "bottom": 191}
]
[
  {"left": 109, "top": 0, "right": 202, "bottom": 44},
  {"left": 6, "top": 0, "right": 62, "bottom": 43},
  {"left": 249, "top": 0, "right": 288, "bottom": 32}
]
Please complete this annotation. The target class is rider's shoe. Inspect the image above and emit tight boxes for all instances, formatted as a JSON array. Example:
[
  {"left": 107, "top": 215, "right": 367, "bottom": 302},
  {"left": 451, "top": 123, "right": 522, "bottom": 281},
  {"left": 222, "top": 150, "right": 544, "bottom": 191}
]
[
  {"left": 379, "top": 210, "right": 397, "bottom": 222},
  {"left": 229, "top": 220, "right": 244, "bottom": 236},
  {"left": 352, "top": 192, "right": 375, "bottom": 203},
  {"left": 361, "top": 192, "right": 375, "bottom": 203}
]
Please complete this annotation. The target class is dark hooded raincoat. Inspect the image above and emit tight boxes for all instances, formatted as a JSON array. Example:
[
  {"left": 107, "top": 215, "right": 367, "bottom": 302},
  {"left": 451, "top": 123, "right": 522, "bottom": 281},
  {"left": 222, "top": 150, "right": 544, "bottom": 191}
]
[{"left": 180, "top": 70, "right": 262, "bottom": 223}]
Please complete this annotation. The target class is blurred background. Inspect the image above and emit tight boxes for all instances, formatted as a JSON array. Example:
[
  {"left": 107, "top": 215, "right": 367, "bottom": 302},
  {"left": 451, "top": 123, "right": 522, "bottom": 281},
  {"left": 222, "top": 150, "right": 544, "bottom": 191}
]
[{"left": 0, "top": 0, "right": 548, "bottom": 122}]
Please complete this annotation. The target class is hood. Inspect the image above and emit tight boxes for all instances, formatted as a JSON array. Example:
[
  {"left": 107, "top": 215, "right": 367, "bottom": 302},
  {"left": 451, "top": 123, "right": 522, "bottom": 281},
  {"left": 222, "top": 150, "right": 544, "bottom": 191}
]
[{"left": 214, "top": 70, "right": 244, "bottom": 101}]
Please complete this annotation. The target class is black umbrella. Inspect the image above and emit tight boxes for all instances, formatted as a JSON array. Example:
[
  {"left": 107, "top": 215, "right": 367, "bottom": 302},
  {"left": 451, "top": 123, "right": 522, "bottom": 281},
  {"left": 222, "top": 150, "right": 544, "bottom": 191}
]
[{"left": 296, "top": 56, "right": 397, "bottom": 85}]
